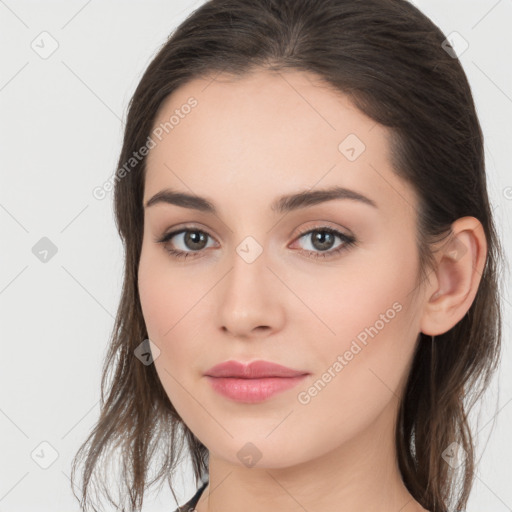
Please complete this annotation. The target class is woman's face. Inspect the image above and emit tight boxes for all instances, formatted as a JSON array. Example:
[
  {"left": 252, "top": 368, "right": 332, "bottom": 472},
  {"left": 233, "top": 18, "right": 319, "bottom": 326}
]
[{"left": 139, "top": 69, "right": 428, "bottom": 468}]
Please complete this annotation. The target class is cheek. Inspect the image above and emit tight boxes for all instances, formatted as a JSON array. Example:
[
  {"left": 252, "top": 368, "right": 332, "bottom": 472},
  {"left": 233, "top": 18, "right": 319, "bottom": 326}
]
[
  {"left": 137, "top": 247, "right": 208, "bottom": 382},
  {"left": 292, "top": 238, "right": 421, "bottom": 409},
  {"left": 290, "top": 240, "right": 418, "bottom": 344},
  {"left": 284, "top": 298, "right": 418, "bottom": 461},
  {"left": 138, "top": 245, "right": 200, "bottom": 340},
  {"left": 138, "top": 253, "right": 202, "bottom": 418}
]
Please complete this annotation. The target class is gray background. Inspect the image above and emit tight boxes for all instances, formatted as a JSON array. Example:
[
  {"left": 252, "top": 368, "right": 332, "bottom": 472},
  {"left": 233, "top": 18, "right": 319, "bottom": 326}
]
[{"left": 1, "top": 1, "right": 511, "bottom": 510}]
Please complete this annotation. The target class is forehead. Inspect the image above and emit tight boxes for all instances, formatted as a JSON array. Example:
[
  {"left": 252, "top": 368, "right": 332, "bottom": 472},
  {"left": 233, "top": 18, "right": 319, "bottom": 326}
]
[{"left": 144, "top": 69, "right": 416, "bottom": 217}]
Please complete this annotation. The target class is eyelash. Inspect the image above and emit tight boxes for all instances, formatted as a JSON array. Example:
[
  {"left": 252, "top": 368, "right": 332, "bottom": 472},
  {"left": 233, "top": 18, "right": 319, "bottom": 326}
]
[{"left": 155, "top": 225, "right": 356, "bottom": 261}]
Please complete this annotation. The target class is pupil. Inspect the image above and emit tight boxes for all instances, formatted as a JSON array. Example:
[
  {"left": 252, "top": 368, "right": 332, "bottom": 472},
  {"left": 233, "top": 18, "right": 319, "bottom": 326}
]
[
  {"left": 313, "top": 231, "right": 333, "bottom": 251},
  {"left": 186, "top": 231, "right": 206, "bottom": 250}
]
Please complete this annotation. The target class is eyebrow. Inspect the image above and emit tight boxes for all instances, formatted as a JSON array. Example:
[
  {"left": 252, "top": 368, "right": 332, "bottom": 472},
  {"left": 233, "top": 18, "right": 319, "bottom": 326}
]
[{"left": 144, "top": 185, "right": 378, "bottom": 214}]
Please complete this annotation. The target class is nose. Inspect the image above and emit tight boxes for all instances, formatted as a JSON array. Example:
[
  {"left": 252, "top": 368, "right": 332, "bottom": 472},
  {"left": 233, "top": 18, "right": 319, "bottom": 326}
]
[{"left": 217, "top": 244, "right": 286, "bottom": 339}]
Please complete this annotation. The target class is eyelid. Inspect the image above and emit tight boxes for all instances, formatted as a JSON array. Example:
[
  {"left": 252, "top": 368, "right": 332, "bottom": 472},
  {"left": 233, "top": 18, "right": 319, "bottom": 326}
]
[
  {"left": 154, "top": 222, "right": 219, "bottom": 244},
  {"left": 293, "top": 222, "right": 352, "bottom": 237},
  {"left": 155, "top": 221, "right": 352, "bottom": 244}
]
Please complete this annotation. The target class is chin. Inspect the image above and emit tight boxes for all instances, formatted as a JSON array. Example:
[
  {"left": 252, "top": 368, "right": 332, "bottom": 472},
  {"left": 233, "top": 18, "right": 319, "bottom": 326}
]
[{"left": 203, "top": 431, "right": 336, "bottom": 470}]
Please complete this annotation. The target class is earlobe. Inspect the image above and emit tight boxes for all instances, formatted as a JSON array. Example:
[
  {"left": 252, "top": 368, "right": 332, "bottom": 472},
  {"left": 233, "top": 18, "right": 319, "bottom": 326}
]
[{"left": 420, "top": 217, "right": 487, "bottom": 336}]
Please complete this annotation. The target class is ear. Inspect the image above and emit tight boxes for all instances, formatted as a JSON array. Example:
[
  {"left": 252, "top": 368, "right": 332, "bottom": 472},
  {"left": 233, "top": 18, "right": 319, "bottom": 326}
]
[{"left": 420, "top": 216, "right": 488, "bottom": 336}]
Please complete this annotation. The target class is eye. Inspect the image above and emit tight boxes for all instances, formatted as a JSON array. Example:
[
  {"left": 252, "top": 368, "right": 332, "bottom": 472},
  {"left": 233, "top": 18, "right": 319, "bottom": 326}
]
[
  {"left": 291, "top": 226, "right": 356, "bottom": 260},
  {"left": 156, "top": 227, "right": 217, "bottom": 260},
  {"left": 155, "top": 224, "right": 356, "bottom": 261}
]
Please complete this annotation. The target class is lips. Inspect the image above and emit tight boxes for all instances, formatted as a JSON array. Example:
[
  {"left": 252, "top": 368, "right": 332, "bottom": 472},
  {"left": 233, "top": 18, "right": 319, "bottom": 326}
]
[
  {"left": 204, "top": 360, "right": 309, "bottom": 403},
  {"left": 204, "top": 360, "right": 308, "bottom": 378}
]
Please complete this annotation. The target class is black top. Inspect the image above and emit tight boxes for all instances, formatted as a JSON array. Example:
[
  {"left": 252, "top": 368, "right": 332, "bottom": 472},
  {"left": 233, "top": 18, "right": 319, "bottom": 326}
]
[{"left": 173, "top": 480, "right": 209, "bottom": 512}]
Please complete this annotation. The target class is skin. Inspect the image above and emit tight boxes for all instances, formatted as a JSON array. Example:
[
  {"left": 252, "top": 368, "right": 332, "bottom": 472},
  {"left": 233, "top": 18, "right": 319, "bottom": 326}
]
[{"left": 138, "top": 69, "right": 487, "bottom": 512}]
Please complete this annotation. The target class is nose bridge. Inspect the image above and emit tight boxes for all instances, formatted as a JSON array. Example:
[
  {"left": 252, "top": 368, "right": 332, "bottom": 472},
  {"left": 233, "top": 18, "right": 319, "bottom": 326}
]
[{"left": 217, "top": 234, "right": 284, "bottom": 335}]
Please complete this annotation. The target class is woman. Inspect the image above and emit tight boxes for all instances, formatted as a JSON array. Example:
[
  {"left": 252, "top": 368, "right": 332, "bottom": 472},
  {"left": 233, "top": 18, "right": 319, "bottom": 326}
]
[{"left": 71, "top": 1, "right": 504, "bottom": 511}]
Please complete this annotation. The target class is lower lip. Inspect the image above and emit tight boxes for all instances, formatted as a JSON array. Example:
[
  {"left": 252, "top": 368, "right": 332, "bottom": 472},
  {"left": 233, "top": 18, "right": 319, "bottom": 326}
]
[{"left": 205, "top": 375, "right": 308, "bottom": 403}]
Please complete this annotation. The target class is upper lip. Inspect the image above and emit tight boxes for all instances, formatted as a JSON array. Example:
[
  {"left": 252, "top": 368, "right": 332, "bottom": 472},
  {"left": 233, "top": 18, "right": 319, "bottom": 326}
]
[{"left": 204, "top": 360, "right": 309, "bottom": 378}]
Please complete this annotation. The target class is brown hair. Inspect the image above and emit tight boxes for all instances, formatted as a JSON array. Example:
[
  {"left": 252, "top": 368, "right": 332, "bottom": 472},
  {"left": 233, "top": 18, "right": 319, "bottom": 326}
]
[{"left": 71, "top": 1, "right": 505, "bottom": 511}]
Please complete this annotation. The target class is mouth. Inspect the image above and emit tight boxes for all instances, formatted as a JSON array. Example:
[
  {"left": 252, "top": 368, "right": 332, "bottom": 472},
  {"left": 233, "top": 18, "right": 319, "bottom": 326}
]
[{"left": 204, "top": 360, "right": 309, "bottom": 403}]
